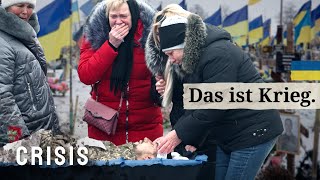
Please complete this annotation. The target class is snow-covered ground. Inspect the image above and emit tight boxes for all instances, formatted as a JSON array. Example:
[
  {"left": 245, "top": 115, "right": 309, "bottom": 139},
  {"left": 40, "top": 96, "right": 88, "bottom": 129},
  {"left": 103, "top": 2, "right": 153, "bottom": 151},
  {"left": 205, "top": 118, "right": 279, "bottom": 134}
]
[
  {"left": 52, "top": 69, "right": 90, "bottom": 139},
  {"left": 53, "top": 69, "right": 320, "bottom": 169}
]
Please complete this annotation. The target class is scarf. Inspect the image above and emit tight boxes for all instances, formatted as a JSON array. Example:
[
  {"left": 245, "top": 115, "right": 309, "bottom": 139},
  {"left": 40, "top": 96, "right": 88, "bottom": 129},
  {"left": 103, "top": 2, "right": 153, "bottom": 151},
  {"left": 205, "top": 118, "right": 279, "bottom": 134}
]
[{"left": 109, "top": 0, "right": 139, "bottom": 94}]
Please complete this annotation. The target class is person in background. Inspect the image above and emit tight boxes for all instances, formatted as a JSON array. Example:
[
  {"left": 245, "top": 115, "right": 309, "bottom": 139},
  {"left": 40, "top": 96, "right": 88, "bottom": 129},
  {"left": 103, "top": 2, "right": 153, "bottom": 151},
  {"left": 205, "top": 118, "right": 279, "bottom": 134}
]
[
  {"left": 146, "top": 4, "right": 283, "bottom": 180},
  {"left": 78, "top": 0, "right": 163, "bottom": 145},
  {"left": 0, "top": 0, "right": 59, "bottom": 146},
  {"left": 277, "top": 118, "right": 299, "bottom": 153}
]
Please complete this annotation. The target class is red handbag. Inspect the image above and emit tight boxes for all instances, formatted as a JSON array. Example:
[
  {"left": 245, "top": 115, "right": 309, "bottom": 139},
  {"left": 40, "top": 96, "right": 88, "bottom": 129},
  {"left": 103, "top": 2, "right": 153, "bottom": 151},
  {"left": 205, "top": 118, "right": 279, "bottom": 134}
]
[{"left": 83, "top": 84, "right": 123, "bottom": 135}]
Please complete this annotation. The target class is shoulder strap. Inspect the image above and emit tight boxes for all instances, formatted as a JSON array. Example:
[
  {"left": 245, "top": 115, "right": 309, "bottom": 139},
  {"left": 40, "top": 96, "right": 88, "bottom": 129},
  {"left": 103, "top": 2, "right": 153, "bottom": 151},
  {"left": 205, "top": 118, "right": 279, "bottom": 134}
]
[{"left": 93, "top": 82, "right": 123, "bottom": 112}]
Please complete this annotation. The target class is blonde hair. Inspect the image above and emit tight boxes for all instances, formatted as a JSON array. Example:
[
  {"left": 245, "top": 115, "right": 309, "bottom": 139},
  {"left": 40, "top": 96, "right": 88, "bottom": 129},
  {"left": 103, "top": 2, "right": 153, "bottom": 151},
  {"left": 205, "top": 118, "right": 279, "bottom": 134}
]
[
  {"left": 151, "top": 4, "right": 192, "bottom": 107},
  {"left": 105, "top": 0, "right": 128, "bottom": 17},
  {"left": 152, "top": 4, "right": 191, "bottom": 48},
  {"left": 162, "top": 60, "right": 174, "bottom": 107}
]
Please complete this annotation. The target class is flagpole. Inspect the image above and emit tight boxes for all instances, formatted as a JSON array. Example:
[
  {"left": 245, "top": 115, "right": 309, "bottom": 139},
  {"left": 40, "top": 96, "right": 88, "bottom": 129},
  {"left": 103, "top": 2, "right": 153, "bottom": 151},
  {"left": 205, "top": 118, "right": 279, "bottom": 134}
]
[
  {"left": 280, "top": 0, "right": 283, "bottom": 26},
  {"left": 69, "top": 0, "right": 74, "bottom": 134}
]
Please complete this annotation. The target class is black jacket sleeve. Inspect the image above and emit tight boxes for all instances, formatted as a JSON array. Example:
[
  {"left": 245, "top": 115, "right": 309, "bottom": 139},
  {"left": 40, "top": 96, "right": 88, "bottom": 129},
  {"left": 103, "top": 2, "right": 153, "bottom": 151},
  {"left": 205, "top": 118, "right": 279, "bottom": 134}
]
[
  {"left": 173, "top": 46, "right": 238, "bottom": 145},
  {"left": 150, "top": 76, "right": 162, "bottom": 106}
]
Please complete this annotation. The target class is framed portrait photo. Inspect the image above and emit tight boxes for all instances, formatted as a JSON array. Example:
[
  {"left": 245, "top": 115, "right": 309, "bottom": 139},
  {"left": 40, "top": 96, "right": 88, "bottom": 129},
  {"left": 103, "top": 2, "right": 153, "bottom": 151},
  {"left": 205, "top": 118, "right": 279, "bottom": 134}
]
[{"left": 276, "top": 113, "right": 300, "bottom": 155}]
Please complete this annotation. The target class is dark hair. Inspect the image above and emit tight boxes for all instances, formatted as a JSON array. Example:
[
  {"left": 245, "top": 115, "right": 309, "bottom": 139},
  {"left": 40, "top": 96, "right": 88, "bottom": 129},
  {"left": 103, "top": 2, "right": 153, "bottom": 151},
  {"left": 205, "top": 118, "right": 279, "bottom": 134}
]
[
  {"left": 133, "top": 143, "right": 157, "bottom": 160},
  {"left": 285, "top": 118, "right": 292, "bottom": 125}
]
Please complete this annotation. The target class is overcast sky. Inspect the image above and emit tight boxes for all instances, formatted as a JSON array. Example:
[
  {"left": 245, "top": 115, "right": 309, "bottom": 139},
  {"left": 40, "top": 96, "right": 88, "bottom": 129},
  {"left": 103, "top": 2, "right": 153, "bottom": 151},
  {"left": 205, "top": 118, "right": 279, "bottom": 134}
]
[
  {"left": 36, "top": 0, "right": 320, "bottom": 36},
  {"left": 148, "top": 0, "right": 320, "bottom": 35}
]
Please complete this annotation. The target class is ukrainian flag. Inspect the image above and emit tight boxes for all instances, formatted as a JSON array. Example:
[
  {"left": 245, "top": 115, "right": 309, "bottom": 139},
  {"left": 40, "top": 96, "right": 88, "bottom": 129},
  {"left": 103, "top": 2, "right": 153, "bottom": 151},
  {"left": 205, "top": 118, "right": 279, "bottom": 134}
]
[
  {"left": 223, "top": 6, "right": 248, "bottom": 46},
  {"left": 179, "top": 0, "right": 187, "bottom": 10},
  {"left": 248, "top": 15, "right": 263, "bottom": 44},
  {"left": 157, "top": 3, "right": 162, "bottom": 11},
  {"left": 291, "top": 61, "right": 320, "bottom": 81},
  {"left": 37, "top": 0, "right": 72, "bottom": 61},
  {"left": 204, "top": 7, "right": 222, "bottom": 27},
  {"left": 80, "top": 0, "right": 95, "bottom": 16},
  {"left": 270, "top": 36, "right": 275, "bottom": 46},
  {"left": 260, "top": 18, "right": 271, "bottom": 46},
  {"left": 248, "top": 0, "right": 261, "bottom": 6},
  {"left": 311, "top": 4, "right": 320, "bottom": 39},
  {"left": 283, "top": 31, "right": 287, "bottom": 45},
  {"left": 72, "top": 1, "right": 81, "bottom": 33},
  {"left": 293, "top": 1, "right": 311, "bottom": 46}
]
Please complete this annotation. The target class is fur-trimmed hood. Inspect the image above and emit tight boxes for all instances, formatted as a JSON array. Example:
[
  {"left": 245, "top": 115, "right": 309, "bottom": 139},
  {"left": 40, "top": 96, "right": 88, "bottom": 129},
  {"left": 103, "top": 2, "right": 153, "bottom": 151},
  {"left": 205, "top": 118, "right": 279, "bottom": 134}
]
[
  {"left": 0, "top": 7, "right": 40, "bottom": 42},
  {"left": 145, "top": 14, "right": 231, "bottom": 76},
  {"left": 84, "top": 0, "right": 155, "bottom": 50}
]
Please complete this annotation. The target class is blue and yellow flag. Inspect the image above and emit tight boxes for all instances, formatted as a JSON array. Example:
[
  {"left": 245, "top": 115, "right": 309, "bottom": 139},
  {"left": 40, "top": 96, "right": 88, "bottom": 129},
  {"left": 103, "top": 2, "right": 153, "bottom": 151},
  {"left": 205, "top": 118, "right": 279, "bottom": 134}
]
[
  {"left": 37, "top": 0, "right": 72, "bottom": 61},
  {"left": 311, "top": 4, "right": 320, "bottom": 39},
  {"left": 80, "top": 0, "right": 95, "bottom": 16},
  {"left": 72, "top": 1, "right": 80, "bottom": 22},
  {"left": 204, "top": 7, "right": 221, "bottom": 26},
  {"left": 223, "top": 6, "right": 248, "bottom": 46},
  {"left": 248, "top": 0, "right": 261, "bottom": 6},
  {"left": 270, "top": 36, "right": 275, "bottom": 46},
  {"left": 248, "top": 15, "right": 263, "bottom": 44},
  {"left": 291, "top": 61, "right": 320, "bottom": 81},
  {"left": 283, "top": 31, "right": 287, "bottom": 45},
  {"left": 179, "top": 0, "right": 187, "bottom": 10},
  {"left": 71, "top": 1, "right": 81, "bottom": 33},
  {"left": 260, "top": 18, "right": 270, "bottom": 46},
  {"left": 293, "top": 1, "right": 311, "bottom": 46}
]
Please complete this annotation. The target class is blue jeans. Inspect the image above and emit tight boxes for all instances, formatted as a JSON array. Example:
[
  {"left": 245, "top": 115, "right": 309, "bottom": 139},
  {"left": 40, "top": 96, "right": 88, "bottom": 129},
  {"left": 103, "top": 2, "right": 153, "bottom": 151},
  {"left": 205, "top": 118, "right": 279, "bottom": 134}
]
[{"left": 215, "top": 138, "right": 277, "bottom": 180}]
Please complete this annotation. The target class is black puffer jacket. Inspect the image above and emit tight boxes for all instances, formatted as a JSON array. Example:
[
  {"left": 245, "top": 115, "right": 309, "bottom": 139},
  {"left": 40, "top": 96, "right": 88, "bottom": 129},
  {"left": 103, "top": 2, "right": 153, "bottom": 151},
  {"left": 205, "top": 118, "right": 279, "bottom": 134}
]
[
  {"left": 145, "top": 14, "right": 283, "bottom": 153},
  {"left": 0, "top": 8, "right": 59, "bottom": 146}
]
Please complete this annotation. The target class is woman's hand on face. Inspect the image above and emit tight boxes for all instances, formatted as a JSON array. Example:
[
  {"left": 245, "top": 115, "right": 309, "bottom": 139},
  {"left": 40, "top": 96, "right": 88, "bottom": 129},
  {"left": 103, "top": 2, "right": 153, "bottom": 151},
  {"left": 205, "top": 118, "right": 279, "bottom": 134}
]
[
  {"left": 155, "top": 130, "right": 181, "bottom": 154},
  {"left": 155, "top": 75, "right": 166, "bottom": 95},
  {"left": 109, "top": 23, "right": 129, "bottom": 48}
]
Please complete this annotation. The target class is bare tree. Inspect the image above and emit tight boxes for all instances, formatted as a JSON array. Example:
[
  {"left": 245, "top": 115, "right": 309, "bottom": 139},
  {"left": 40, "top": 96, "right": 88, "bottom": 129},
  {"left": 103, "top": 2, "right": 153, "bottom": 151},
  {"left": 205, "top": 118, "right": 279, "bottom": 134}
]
[
  {"left": 277, "top": 2, "right": 296, "bottom": 29},
  {"left": 189, "top": 4, "right": 208, "bottom": 19}
]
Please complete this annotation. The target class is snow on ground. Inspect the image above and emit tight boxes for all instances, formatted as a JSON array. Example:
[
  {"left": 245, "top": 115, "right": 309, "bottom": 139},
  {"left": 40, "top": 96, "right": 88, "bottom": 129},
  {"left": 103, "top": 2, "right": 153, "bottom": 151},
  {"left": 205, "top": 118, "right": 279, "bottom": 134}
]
[{"left": 52, "top": 69, "right": 90, "bottom": 139}]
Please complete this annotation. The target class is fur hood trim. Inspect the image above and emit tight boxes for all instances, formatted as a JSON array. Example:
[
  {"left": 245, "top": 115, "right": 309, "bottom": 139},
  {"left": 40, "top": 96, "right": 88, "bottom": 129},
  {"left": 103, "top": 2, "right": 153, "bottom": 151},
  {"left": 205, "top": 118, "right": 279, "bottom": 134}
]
[
  {"left": 84, "top": 0, "right": 155, "bottom": 50},
  {"left": 0, "top": 7, "right": 39, "bottom": 42}
]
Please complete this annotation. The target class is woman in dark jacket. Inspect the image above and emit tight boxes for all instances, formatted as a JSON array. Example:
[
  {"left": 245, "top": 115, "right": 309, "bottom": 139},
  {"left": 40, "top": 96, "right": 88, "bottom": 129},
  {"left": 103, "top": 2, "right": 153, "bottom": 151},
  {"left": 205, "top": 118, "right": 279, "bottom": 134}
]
[
  {"left": 0, "top": 0, "right": 59, "bottom": 146},
  {"left": 78, "top": 0, "right": 163, "bottom": 145},
  {"left": 145, "top": 4, "right": 283, "bottom": 180}
]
